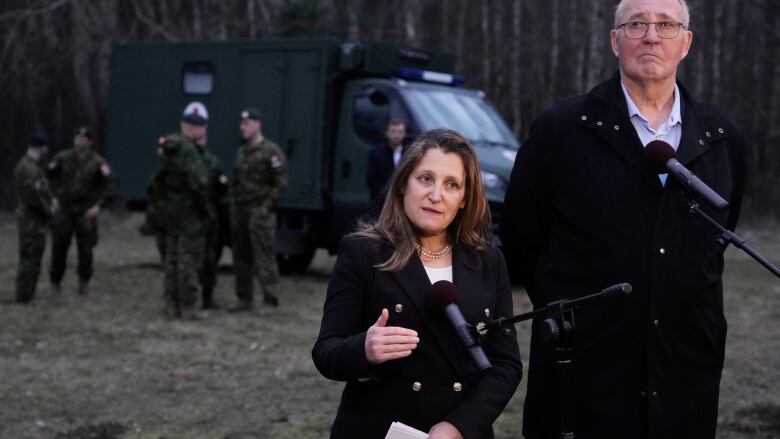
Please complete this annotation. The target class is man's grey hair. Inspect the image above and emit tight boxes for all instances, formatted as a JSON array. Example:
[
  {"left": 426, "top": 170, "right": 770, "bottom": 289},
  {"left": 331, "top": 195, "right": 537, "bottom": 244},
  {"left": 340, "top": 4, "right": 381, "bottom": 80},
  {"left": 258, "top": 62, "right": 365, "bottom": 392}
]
[{"left": 614, "top": 0, "right": 690, "bottom": 29}]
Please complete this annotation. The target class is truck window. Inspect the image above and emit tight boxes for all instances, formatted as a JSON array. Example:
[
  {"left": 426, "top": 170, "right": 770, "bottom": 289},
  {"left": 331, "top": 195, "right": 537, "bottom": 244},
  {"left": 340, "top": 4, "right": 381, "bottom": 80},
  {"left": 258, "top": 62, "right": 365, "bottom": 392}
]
[
  {"left": 353, "top": 89, "right": 412, "bottom": 145},
  {"left": 182, "top": 61, "right": 215, "bottom": 95},
  {"left": 402, "top": 86, "right": 519, "bottom": 150}
]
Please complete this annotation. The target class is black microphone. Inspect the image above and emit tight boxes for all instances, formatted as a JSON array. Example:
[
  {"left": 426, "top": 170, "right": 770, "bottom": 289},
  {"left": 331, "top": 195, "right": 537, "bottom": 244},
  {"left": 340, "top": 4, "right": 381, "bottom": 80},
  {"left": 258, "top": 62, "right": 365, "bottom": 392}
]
[
  {"left": 599, "top": 282, "right": 632, "bottom": 297},
  {"left": 426, "top": 280, "right": 492, "bottom": 371},
  {"left": 643, "top": 140, "right": 729, "bottom": 210}
]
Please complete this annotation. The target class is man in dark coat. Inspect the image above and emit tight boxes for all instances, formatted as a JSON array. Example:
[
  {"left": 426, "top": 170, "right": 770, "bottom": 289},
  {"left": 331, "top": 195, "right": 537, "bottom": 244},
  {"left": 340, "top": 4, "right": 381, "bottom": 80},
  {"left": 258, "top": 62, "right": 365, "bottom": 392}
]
[
  {"left": 500, "top": 0, "right": 746, "bottom": 438},
  {"left": 366, "top": 119, "right": 406, "bottom": 216}
]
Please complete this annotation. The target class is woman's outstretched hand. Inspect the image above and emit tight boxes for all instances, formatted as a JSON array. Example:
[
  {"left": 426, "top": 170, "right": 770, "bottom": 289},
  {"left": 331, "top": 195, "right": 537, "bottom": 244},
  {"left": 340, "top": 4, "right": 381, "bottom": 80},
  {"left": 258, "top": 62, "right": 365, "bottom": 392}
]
[{"left": 365, "top": 308, "right": 419, "bottom": 364}]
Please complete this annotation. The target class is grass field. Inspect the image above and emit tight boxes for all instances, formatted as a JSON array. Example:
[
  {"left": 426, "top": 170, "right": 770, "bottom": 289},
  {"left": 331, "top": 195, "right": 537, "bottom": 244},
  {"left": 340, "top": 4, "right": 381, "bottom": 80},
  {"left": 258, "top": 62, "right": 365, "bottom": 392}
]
[{"left": 0, "top": 212, "right": 778, "bottom": 439}]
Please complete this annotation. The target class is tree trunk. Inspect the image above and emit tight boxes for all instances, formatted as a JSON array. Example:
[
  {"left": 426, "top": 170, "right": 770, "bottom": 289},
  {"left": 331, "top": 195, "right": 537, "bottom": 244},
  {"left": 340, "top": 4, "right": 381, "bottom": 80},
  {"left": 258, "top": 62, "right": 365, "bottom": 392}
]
[
  {"left": 586, "top": 0, "right": 606, "bottom": 90},
  {"left": 403, "top": 0, "right": 419, "bottom": 45},
  {"left": 510, "top": 0, "right": 522, "bottom": 135},
  {"left": 548, "top": 0, "right": 559, "bottom": 102},
  {"left": 481, "top": 0, "right": 490, "bottom": 84},
  {"left": 491, "top": 0, "right": 504, "bottom": 101},
  {"left": 454, "top": 0, "right": 467, "bottom": 72}
]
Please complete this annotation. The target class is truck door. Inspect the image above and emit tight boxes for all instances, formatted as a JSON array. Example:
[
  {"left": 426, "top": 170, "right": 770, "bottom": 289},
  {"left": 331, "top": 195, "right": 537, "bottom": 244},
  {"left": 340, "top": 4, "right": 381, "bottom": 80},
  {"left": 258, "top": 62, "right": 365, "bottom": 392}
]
[
  {"left": 239, "top": 49, "right": 324, "bottom": 210},
  {"left": 329, "top": 80, "right": 415, "bottom": 245}
]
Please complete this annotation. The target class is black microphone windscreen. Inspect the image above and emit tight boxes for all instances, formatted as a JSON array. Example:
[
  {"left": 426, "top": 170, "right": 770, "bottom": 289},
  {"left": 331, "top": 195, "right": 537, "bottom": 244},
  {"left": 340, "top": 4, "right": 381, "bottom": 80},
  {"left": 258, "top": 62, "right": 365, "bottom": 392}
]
[
  {"left": 426, "top": 280, "right": 462, "bottom": 315},
  {"left": 643, "top": 140, "right": 677, "bottom": 174}
]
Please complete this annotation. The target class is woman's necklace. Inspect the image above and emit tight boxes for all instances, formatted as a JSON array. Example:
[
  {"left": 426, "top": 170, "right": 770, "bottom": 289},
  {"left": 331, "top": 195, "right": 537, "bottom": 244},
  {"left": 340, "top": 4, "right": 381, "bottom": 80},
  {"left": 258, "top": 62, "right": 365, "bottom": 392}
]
[{"left": 416, "top": 243, "right": 452, "bottom": 259}]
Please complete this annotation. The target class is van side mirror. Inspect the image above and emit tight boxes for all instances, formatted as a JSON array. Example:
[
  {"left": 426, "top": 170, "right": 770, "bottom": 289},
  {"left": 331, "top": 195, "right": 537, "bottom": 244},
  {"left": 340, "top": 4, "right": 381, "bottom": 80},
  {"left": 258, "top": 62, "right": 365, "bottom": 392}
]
[
  {"left": 368, "top": 89, "right": 389, "bottom": 106},
  {"left": 353, "top": 88, "right": 390, "bottom": 145}
]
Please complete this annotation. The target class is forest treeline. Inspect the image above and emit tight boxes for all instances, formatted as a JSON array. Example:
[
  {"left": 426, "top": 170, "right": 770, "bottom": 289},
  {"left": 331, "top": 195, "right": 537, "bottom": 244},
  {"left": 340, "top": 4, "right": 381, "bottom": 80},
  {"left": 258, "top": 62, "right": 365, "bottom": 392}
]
[{"left": 0, "top": 0, "right": 777, "bottom": 217}]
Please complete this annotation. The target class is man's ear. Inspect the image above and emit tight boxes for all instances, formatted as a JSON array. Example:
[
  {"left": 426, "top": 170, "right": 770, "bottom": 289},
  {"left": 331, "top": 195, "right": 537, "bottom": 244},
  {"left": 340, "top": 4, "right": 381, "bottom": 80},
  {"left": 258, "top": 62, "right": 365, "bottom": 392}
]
[{"left": 610, "top": 29, "right": 620, "bottom": 58}]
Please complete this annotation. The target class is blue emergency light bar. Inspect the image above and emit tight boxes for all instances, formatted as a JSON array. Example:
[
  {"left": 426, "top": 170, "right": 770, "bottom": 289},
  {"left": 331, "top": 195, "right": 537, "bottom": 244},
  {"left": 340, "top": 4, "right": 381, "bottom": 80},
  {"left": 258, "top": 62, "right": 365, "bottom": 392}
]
[{"left": 393, "top": 68, "right": 464, "bottom": 86}]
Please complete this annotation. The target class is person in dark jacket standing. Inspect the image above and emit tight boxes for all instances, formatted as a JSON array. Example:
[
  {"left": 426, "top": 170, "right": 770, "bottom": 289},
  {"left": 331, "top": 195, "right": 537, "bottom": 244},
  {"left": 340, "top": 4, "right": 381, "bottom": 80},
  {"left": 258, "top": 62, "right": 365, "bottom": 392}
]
[
  {"left": 314, "top": 129, "right": 522, "bottom": 439},
  {"left": 47, "top": 126, "right": 116, "bottom": 296},
  {"left": 15, "top": 132, "right": 58, "bottom": 303},
  {"left": 366, "top": 119, "right": 406, "bottom": 217},
  {"left": 500, "top": 0, "right": 746, "bottom": 438}
]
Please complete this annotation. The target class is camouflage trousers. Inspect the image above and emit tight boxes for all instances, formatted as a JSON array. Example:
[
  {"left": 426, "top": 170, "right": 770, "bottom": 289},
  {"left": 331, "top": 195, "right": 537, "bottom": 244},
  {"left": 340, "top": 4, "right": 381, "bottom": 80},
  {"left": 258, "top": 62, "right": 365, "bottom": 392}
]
[
  {"left": 16, "top": 215, "right": 48, "bottom": 303},
  {"left": 200, "top": 225, "right": 220, "bottom": 298},
  {"left": 231, "top": 204, "right": 279, "bottom": 304},
  {"left": 154, "top": 229, "right": 166, "bottom": 266},
  {"left": 50, "top": 211, "right": 97, "bottom": 284},
  {"left": 157, "top": 225, "right": 219, "bottom": 302},
  {"left": 164, "top": 231, "right": 204, "bottom": 308}
]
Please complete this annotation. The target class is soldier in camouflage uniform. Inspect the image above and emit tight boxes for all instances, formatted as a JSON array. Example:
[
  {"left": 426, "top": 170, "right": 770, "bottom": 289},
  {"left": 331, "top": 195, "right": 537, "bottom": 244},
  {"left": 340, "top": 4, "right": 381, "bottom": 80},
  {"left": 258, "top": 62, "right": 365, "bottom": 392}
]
[
  {"left": 47, "top": 126, "right": 116, "bottom": 295},
  {"left": 229, "top": 108, "right": 287, "bottom": 313},
  {"left": 147, "top": 103, "right": 210, "bottom": 319},
  {"left": 15, "top": 132, "right": 58, "bottom": 303},
  {"left": 190, "top": 109, "right": 230, "bottom": 310},
  {"left": 146, "top": 143, "right": 168, "bottom": 266}
]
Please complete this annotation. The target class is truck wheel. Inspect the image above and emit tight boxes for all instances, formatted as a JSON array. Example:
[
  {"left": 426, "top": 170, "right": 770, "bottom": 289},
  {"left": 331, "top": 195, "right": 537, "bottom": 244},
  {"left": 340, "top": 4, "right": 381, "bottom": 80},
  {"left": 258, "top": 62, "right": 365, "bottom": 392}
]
[{"left": 277, "top": 249, "right": 315, "bottom": 274}]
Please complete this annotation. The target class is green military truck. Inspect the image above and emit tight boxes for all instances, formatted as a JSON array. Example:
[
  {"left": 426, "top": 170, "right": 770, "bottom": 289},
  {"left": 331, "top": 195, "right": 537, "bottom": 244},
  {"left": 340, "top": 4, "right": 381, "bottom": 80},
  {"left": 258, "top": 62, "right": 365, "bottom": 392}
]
[{"left": 107, "top": 37, "right": 519, "bottom": 272}]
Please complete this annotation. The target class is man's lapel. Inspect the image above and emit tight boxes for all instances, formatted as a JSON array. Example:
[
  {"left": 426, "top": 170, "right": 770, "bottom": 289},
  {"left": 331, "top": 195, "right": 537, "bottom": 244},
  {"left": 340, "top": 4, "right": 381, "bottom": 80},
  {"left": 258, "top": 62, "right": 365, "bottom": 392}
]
[
  {"left": 579, "top": 75, "right": 663, "bottom": 189},
  {"left": 676, "top": 85, "right": 720, "bottom": 167}
]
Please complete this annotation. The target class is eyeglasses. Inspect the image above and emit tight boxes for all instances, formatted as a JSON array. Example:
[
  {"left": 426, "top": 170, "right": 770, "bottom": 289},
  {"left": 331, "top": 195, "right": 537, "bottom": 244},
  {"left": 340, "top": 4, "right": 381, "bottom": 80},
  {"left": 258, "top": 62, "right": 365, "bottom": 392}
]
[{"left": 618, "top": 21, "right": 685, "bottom": 39}]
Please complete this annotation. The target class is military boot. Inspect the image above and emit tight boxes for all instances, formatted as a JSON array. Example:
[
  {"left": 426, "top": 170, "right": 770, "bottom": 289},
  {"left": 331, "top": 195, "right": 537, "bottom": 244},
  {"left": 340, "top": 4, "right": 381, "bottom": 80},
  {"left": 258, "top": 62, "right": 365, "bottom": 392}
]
[
  {"left": 228, "top": 300, "right": 254, "bottom": 313},
  {"left": 78, "top": 280, "right": 90, "bottom": 296},
  {"left": 163, "top": 298, "right": 179, "bottom": 319},
  {"left": 202, "top": 288, "right": 220, "bottom": 310},
  {"left": 256, "top": 291, "right": 279, "bottom": 316},
  {"left": 180, "top": 303, "right": 205, "bottom": 320},
  {"left": 263, "top": 291, "right": 279, "bottom": 307}
]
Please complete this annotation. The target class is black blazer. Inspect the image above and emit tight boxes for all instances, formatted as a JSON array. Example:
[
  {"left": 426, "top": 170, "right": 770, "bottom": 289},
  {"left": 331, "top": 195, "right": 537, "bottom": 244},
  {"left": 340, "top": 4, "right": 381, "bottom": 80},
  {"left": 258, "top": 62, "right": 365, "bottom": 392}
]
[
  {"left": 501, "top": 73, "right": 746, "bottom": 439},
  {"left": 312, "top": 234, "right": 523, "bottom": 439}
]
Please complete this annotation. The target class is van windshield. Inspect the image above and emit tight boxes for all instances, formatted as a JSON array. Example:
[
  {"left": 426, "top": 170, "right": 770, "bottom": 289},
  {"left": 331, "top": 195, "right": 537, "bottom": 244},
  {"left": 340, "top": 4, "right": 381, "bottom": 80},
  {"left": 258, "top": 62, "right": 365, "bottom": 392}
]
[{"left": 401, "top": 85, "right": 520, "bottom": 150}]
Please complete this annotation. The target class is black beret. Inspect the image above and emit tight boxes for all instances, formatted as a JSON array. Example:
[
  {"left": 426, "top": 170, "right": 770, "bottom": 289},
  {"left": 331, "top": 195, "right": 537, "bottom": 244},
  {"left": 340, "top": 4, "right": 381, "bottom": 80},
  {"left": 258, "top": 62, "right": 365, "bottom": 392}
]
[
  {"left": 74, "top": 126, "right": 94, "bottom": 139},
  {"left": 239, "top": 108, "right": 262, "bottom": 121},
  {"left": 29, "top": 131, "right": 49, "bottom": 147}
]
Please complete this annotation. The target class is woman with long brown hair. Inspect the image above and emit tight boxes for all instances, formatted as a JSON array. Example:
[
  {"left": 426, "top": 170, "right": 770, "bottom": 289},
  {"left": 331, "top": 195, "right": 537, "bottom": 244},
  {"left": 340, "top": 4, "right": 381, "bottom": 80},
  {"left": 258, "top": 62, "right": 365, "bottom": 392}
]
[{"left": 312, "top": 128, "right": 522, "bottom": 439}]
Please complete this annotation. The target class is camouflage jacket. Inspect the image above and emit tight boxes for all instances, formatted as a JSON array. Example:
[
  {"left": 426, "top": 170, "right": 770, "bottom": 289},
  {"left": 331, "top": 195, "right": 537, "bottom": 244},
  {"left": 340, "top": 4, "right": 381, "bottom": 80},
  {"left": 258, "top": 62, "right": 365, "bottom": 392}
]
[
  {"left": 147, "top": 133, "right": 210, "bottom": 234},
  {"left": 14, "top": 154, "right": 54, "bottom": 220},
  {"left": 197, "top": 146, "right": 229, "bottom": 210},
  {"left": 231, "top": 137, "right": 287, "bottom": 208},
  {"left": 47, "top": 148, "right": 116, "bottom": 214}
]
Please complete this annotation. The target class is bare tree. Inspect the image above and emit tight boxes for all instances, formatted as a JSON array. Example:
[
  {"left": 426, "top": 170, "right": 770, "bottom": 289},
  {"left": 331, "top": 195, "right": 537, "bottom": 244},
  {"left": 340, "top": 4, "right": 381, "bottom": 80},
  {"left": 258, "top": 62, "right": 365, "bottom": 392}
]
[
  {"left": 510, "top": 0, "right": 522, "bottom": 135},
  {"left": 0, "top": 0, "right": 776, "bottom": 215}
]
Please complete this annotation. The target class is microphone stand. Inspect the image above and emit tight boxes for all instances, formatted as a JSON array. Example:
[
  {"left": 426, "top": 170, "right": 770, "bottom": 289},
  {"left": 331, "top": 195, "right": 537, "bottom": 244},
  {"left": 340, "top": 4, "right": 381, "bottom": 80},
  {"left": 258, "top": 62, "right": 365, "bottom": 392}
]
[
  {"left": 683, "top": 197, "right": 780, "bottom": 279},
  {"left": 478, "top": 283, "right": 631, "bottom": 439}
]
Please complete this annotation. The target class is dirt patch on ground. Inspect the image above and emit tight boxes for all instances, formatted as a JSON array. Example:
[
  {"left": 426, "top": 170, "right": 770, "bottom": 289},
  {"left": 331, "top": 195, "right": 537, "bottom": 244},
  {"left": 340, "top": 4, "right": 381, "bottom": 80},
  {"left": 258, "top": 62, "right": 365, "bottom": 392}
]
[
  {"left": 720, "top": 403, "right": 780, "bottom": 438},
  {"left": 54, "top": 422, "right": 130, "bottom": 439},
  {"left": 0, "top": 212, "right": 777, "bottom": 438}
]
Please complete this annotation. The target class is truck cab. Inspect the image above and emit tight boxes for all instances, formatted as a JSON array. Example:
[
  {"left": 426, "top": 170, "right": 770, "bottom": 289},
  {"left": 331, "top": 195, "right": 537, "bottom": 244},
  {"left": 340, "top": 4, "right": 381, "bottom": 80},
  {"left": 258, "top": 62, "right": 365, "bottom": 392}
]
[{"left": 107, "top": 38, "right": 518, "bottom": 272}]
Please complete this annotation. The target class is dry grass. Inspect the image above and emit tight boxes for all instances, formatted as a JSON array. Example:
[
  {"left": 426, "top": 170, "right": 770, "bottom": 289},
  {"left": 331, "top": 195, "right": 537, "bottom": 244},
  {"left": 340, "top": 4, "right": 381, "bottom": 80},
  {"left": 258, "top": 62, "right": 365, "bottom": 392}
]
[{"left": 0, "top": 212, "right": 777, "bottom": 438}]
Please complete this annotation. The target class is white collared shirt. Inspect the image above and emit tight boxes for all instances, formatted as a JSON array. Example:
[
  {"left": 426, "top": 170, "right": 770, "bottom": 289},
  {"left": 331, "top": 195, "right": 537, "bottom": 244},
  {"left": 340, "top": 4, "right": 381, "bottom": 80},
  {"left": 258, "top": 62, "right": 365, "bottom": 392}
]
[
  {"left": 621, "top": 82, "right": 683, "bottom": 185},
  {"left": 392, "top": 144, "right": 403, "bottom": 167}
]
